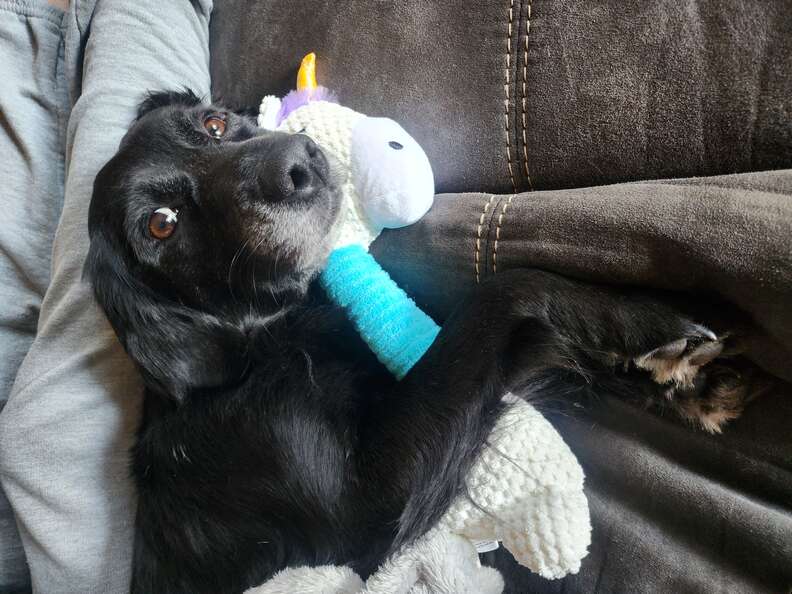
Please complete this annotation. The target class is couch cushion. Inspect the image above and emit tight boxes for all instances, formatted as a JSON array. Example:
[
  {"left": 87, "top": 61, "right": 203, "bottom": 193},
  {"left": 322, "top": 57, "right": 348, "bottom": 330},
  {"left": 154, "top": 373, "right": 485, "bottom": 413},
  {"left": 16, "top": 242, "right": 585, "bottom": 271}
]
[{"left": 210, "top": 0, "right": 792, "bottom": 194}]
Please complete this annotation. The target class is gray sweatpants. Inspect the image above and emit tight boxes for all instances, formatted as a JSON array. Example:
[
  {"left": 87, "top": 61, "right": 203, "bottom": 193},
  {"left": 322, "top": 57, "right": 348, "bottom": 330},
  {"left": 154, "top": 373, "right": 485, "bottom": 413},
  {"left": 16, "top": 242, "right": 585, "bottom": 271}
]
[
  {"left": 0, "top": 3, "right": 68, "bottom": 588},
  {"left": 0, "top": 1, "right": 212, "bottom": 592}
]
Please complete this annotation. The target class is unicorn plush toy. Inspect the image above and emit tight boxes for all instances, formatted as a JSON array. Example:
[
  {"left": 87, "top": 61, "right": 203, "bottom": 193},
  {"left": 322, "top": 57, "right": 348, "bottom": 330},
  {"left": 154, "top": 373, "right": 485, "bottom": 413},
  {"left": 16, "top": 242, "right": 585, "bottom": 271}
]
[
  {"left": 252, "top": 54, "right": 591, "bottom": 594},
  {"left": 259, "top": 53, "right": 439, "bottom": 379}
]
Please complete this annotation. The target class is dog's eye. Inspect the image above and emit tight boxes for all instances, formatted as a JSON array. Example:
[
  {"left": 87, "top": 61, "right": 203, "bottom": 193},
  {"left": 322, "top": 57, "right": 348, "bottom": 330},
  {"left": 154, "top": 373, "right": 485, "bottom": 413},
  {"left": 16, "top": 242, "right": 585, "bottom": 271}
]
[
  {"left": 203, "top": 114, "right": 227, "bottom": 139},
  {"left": 149, "top": 207, "right": 178, "bottom": 240}
]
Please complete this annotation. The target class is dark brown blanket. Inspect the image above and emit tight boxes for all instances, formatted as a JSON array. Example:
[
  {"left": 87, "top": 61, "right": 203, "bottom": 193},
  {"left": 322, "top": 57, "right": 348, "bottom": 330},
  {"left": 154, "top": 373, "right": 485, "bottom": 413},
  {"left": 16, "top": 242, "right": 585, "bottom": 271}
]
[
  {"left": 370, "top": 182, "right": 792, "bottom": 593},
  {"left": 371, "top": 172, "right": 792, "bottom": 384},
  {"left": 487, "top": 387, "right": 792, "bottom": 594}
]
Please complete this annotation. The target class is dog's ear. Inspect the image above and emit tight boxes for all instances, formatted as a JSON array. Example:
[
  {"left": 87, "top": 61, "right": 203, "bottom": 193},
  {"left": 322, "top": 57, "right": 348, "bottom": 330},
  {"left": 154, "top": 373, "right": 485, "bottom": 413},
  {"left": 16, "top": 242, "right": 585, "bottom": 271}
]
[
  {"left": 85, "top": 232, "right": 249, "bottom": 402},
  {"left": 136, "top": 89, "right": 204, "bottom": 120}
]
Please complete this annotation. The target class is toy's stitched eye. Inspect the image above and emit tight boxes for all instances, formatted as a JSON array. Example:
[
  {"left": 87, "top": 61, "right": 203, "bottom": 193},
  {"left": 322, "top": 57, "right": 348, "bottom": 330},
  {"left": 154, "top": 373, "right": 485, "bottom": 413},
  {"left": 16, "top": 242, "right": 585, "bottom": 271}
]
[
  {"left": 149, "top": 207, "right": 178, "bottom": 239},
  {"left": 388, "top": 141, "right": 403, "bottom": 150},
  {"left": 203, "top": 114, "right": 227, "bottom": 139}
]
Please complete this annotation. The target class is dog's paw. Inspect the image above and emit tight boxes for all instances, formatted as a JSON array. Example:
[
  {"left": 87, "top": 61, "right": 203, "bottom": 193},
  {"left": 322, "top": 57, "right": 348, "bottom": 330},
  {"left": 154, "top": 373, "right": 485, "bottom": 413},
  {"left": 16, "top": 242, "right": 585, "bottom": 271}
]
[
  {"left": 633, "top": 325, "right": 723, "bottom": 388},
  {"left": 662, "top": 362, "right": 763, "bottom": 433}
]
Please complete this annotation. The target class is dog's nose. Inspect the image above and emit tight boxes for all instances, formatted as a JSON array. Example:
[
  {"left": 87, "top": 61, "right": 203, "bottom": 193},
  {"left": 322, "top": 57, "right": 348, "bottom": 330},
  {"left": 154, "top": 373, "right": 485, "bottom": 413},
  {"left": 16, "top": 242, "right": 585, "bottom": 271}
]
[{"left": 260, "top": 134, "right": 327, "bottom": 202}]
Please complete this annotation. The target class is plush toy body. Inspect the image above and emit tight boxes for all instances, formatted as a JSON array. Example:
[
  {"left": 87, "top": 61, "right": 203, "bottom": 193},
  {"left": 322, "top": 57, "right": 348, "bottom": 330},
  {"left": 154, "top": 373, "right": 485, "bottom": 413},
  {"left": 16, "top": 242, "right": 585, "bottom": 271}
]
[
  {"left": 259, "top": 53, "right": 438, "bottom": 378},
  {"left": 322, "top": 245, "right": 439, "bottom": 378},
  {"left": 255, "top": 54, "right": 591, "bottom": 592}
]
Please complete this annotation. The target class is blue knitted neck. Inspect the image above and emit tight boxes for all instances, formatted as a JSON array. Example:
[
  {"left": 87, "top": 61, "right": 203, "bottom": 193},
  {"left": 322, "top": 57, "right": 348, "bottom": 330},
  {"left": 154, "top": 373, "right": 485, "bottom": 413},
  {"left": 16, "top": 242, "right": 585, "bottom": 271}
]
[{"left": 320, "top": 245, "right": 440, "bottom": 379}]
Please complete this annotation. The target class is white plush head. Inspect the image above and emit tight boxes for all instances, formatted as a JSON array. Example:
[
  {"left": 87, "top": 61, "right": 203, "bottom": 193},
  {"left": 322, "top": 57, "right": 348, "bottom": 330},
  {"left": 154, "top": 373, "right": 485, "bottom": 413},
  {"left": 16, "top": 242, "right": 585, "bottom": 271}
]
[
  {"left": 259, "top": 92, "right": 434, "bottom": 250},
  {"left": 350, "top": 117, "right": 434, "bottom": 230}
]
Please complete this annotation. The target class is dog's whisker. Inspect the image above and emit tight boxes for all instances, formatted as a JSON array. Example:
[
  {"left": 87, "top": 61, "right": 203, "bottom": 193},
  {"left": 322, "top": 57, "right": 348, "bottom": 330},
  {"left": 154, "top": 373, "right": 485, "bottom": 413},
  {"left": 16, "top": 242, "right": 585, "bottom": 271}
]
[
  {"left": 241, "top": 234, "right": 269, "bottom": 306},
  {"left": 269, "top": 250, "right": 282, "bottom": 307},
  {"left": 227, "top": 237, "right": 252, "bottom": 302}
]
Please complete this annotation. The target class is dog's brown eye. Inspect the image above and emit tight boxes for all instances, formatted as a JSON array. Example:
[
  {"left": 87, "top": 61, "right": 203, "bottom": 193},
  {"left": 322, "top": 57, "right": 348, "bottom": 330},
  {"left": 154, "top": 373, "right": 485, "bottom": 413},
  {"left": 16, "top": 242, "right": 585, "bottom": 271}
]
[
  {"left": 203, "top": 115, "right": 227, "bottom": 139},
  {"left": 149, "top": 207, "right": 178, "bottom": 240}
]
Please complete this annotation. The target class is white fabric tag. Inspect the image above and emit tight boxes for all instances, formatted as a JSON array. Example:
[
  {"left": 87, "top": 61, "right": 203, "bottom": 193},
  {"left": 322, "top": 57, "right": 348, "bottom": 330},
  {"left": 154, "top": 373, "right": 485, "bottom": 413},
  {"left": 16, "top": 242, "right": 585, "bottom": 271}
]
[{"left": 473, "top": 539, "right": 500, "bottom": 553}]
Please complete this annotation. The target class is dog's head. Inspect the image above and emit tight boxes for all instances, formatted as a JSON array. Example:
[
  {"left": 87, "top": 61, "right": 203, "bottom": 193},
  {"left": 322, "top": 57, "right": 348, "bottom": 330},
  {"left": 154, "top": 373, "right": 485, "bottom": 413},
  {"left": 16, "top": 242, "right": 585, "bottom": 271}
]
[{"left": 85, "top": 90, "right": 342, "bottom": 400}]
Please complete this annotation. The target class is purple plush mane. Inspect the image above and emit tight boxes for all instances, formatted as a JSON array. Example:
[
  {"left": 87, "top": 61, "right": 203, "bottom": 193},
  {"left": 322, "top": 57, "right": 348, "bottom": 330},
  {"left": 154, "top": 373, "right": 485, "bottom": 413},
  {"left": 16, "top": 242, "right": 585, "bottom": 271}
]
[{"left": 276, "top": 86, "right": 338, "bottom": 126}]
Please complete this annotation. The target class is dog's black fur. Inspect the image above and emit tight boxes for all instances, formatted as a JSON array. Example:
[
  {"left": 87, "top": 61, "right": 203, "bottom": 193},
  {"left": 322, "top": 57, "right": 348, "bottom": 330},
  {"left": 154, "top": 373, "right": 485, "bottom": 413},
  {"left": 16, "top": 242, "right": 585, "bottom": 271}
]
[{"left": 85, "top": 91, "right": 752, "bottom": 594}]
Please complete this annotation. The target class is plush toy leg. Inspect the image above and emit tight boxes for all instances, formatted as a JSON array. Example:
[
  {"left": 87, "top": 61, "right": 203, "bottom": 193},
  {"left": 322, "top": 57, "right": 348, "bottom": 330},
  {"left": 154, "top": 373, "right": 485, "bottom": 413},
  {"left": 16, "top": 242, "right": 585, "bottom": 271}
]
[
  {"left": 320, "top": 245, "right": 440, "bottom": 379},
  {"left": 366, "top": 530, "right": 504, "bottom": 594},
  {"left": 245, "top": 531, "right": 504, "bottom": 594},
  {"left": 244, "top": 565, "right": 364, "bottom": 594}
]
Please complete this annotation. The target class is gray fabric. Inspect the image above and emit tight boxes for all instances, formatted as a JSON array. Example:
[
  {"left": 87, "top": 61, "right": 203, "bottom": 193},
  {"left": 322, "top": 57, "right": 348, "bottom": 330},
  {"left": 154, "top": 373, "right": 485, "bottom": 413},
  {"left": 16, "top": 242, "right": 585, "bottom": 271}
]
[
  {"left": 0, "top": 0, "right": 212, "bottom": 592},
  {"left": 210, "top": 0, "right": 792, "bottom": 195},
  {"left": 0, "top": 2, "right": 68, "bottom": 590}
]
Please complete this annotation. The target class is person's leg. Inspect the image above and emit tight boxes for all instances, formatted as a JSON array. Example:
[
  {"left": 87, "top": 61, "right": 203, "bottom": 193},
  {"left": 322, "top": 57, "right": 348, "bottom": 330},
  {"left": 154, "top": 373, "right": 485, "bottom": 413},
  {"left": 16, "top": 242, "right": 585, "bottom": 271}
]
[
  {"left": 0, "top": 0, "right": 212, "bottom": 591},
  {"left": 0, "top": 1, "right": 70, "bottom": 589}
]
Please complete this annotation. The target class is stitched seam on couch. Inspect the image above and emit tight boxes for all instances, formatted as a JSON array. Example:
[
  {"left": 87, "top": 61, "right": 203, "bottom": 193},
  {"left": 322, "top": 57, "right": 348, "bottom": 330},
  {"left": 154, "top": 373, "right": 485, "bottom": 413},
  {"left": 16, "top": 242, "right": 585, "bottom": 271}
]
[
  {"left": 519, "top": 1, "right": 534, "bottom": 190},
  {"left": 484, "top": 195, "right": 507, "bottom": 279},
  {"left": 503, "top": 0, "right": 517, "bottom": 192},
  {"left": 475, "top": 195, "right": 496, "bottom": 283},
  {"left": 493, "top": 194, "right": 516, "bottom": 274}
]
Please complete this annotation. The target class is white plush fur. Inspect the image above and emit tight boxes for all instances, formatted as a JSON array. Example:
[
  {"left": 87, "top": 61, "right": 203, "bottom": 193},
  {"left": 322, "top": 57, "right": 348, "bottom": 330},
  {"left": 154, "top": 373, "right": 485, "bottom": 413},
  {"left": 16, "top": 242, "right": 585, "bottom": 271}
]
[{"left": 245, "top": 532, "right": 503, "bottom": 594}]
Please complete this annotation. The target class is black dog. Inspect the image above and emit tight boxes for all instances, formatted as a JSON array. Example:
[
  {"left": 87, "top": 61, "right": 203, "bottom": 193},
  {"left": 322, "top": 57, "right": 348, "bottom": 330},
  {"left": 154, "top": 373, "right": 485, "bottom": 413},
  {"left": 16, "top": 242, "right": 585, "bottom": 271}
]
[{"left": 85, "top": 91, "right": 754, "bottom": 593}]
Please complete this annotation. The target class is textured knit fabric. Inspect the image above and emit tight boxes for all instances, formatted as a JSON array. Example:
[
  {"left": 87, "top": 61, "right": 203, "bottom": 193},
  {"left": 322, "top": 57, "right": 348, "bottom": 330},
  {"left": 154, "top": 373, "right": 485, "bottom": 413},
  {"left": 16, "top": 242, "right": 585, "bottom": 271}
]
[
  {"left": 274, "top": 100, "right": 376, "bottom": 248},
  {"left": 321, "top": 245, "right": 439, "bottom": 379},
  {"left": 439, "top": 395, "right": 590, "bottom": 579},
  {"left": 268, "top": 90, "right": 437, "bottom": 379},
  {"left": 0, "top": 0, "right": 212, "bottom": 592}
]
